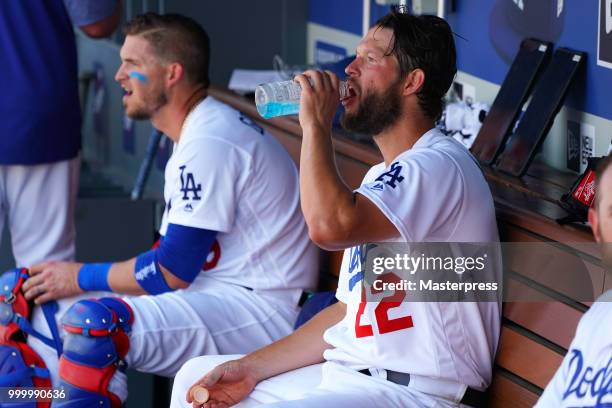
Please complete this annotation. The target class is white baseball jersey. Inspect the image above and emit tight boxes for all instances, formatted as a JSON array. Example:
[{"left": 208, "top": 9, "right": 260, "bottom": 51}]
[
  {"left": 536, "top": 290, "right": 612, "bottom": 408},
  {"left": 159, "top": 96, "right": 318, "bottom": 293},
  {"left": 323, "top": 128, "right": 500, "bottom": 391},
  {"left": 29, "top": 97, "right": 319, "bottom": 393}
]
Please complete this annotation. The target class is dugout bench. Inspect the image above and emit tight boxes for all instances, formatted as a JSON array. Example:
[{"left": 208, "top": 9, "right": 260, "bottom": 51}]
[{"left": 209, "top": 85, "right": 609, "bottom": 407}]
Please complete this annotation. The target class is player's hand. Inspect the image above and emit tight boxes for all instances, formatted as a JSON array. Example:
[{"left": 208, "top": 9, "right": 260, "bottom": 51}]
[
  {"left": 23, "top": 261, "right": 84, "bottom": 304},
  {"left": 294, "top": 70, "right": 340, "bottom": 134},
  {"left": 186, "top": 359, "right": 257, "bottom": 408}
]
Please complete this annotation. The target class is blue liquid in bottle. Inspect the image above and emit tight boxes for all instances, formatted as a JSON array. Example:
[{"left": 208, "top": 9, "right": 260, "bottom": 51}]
[
  {"left": 256, "top": 101, "right": 300, "bottom": 119},
  {"left": 255, "top": 80, "right": 348, "bottom": 119}
]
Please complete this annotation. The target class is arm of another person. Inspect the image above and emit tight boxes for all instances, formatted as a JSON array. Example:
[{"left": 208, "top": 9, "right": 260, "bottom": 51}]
[
  {"left": 23, "top": 224, "right": 216, "bottom": 303},
  {"left": 26, "top": 135, "right": 245, "bottom": 303},
  {"left": 64, "top": 0, "right": 122, "bottom": 38},
  {"left": 185, "top": 301, "right": 347, "bottom": 406}
]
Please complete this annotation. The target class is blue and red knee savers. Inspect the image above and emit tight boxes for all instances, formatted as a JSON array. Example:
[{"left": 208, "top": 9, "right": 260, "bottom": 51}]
[
  {"left": 55, "top": 297, "right": 134, "bottom": 408},
  {"left": 0, "top": 268, "right": 61, "bottom": 408}
]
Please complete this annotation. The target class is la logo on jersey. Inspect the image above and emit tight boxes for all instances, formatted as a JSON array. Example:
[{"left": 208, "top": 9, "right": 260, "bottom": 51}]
[
  {"left": 179, "top": 165, "right": 202, "bottom": 201},
  {"left": 374, "top": 161, "right": 405, "bottom": 189},
  {"left": 562, "top": 349, "right": 611, "bottom": 407}
]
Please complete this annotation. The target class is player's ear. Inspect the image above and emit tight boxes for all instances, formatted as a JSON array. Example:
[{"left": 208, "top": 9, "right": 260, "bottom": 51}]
[
  {"left": 588, "top": 207, "right": 601, "bottom": 243},
  {"left": 401, "top": 68, "right": 425, "bottom": 97},
  {"left": 166, "top": 63, "right": 184, "bottom": 87}
]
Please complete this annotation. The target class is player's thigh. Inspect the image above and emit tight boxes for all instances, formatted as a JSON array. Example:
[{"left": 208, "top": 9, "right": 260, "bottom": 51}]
[
  {"left": 260, "top": 388, "right": 439, "bottom": 408},
  {"left": 6, "top": 157, "right": 79, "bottom": 265},
  {"left": 126, "top": 286, "right": 297, "bottom": 376},
  {"left": 171, "top": 355, "right": 242, "bottom": 408},
  {"left": 171, "top": 356, "right": 323, "bottom": 408},
  {"left": 312, "top": 363, "right": 450, "bottom": 408}
]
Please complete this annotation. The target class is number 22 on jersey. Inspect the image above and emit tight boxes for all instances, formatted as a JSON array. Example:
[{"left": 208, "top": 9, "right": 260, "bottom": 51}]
[{"left": 354, "top": 272, "right": 414, "bottom": 338}]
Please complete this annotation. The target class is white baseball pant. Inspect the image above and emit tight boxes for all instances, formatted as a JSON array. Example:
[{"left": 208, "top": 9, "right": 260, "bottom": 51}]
[
  {"left": 27, "top": 278, "right": 300, "bottom": 402},
  {"left": 0, "top": 157, "right": 79, "bottom": 267},
  {"left": 171, "top": 355, "right": 465, "bottom": 408}
]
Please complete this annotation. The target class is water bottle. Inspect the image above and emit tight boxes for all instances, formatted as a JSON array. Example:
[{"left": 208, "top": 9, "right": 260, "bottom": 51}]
[{"left": 255, "top": 79, "right": 349, "bottom": 119}]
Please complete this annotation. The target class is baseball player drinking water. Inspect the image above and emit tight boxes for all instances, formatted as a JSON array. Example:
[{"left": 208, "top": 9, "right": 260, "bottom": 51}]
[
  {"left": 0, "top": 13, "right": 317, "bottom": 407},
  {"left": 171, "top": 10, "right": 501, "bottom": 408},
  {"left": 535, "top": 155, "right": 612, "bottom": 408}
]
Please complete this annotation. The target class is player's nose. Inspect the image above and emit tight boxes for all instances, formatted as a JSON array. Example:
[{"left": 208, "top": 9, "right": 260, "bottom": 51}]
[
  {"left": 345, "top": 58, "right": 360, "bottom": 77},
  {"left": 115, "top": 63, "right": 128, "bottom": 82}
]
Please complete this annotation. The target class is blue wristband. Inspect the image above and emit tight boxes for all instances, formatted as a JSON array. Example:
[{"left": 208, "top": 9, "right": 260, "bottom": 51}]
[{"left": 78, "top": 263, "right": 112, "bottom": 292}]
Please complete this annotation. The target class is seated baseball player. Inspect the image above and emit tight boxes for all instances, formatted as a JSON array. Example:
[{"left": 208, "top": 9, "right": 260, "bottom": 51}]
[
  {"left": 0, "top": 13, "right": 317, "bottom": 407},
  {"left": 535, "top": 155, "right": 612, "bottom": 408},
  {"left": 170, "top": 10, "right": 501, "bottom": 408}
]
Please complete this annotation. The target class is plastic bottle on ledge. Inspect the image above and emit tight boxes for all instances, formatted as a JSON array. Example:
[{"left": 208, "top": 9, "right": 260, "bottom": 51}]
[{"left": 255, "top": 79, "right": 349, "bottom": 119}]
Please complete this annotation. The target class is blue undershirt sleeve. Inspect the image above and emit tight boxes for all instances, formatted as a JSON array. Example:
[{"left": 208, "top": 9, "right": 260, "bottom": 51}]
[{"left": 155, "top": 223, "right": 218, "bottom": 285}]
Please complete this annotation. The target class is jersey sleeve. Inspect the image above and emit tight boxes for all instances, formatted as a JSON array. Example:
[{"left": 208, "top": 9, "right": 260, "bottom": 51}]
[
  {"left": 355, "top": 153, "right": 463, "bottom": 242},
  {"left": 166, "top": 138, "right": 249, "bottom": 233},
  {"left": 63, "top": 0, "right": 117, "bottom": 26}
]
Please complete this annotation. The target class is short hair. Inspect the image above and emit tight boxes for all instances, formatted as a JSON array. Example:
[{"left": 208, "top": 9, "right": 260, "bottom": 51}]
[
  {"left": 375, "top": 10, "right": 457, "bottom": 120},
  {"left": 124, "top": 13, "right": 210, "bottom": 88},
  {"left": 594, "top": 154, "right": 612, "bottom": 209}
]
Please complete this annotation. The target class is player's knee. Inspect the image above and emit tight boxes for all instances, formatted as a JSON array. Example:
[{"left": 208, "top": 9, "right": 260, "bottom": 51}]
[{"left": 56, "top": 297, "right": 134, "bottom": 407}]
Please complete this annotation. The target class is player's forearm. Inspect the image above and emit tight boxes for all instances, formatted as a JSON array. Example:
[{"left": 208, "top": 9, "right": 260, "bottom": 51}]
[
  {"left": 106, "top": 258, "right": 187, "bottom": 295},
  {"left": 299, "top": 125, "right": 357, "bottom": 248},
  {"left": 107, "top": 258, "right": 147, "bottom": 295},
  {"left": 241, "top": 301, "right": 346, "bottom": 382}
]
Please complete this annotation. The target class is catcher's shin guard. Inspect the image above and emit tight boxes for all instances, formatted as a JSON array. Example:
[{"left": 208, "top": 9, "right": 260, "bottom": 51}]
[
  {"left": 0, "top": 268, "right": 62, "bottom": 408},
  {"left": 55, "top": 297, "right": 133, "bottom": 408}
]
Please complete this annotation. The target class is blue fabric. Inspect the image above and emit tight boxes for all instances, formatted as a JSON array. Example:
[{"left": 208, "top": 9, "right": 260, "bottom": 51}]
[
  {"left": 15, "top": 315, "right": 58, "bottom": 350},
  {"left": 157, "top": 224, "right": 217, "bottom": 284},
  {"left": 78, "top": 263, "right": 112, "bottom": 292},
  {"left": 132, "top": 224, "right": 216, "bottom": 294},
  {"left": 41, "top": 301, "right": 63, "bottom": 357},
  {"left": 294, "top": 292, "right": 338, "bottom": 329},
  {"left": 0, "top": 0, "right": 80, "bottom": 164},
  {"left": 134, "top": 250, "right": 172, "bottom": 295},
  {"left": 62, "top": 0, "right": 117, "bottom": 27}
]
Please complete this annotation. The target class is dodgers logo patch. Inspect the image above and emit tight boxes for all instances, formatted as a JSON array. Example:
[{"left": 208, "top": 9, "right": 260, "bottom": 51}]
[
  {"left": 375, "top": 161, "right": 405, "bottom": 189},
  {"left": 562, "top": 349, "right": 612, "bottom": 407},
  {"left": 179, "top": 165, "right": 202, "bottom": 200}
]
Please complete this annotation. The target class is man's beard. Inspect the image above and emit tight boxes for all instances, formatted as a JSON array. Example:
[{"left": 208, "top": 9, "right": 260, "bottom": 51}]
[
  {"left": 340, "top": 80, "right": 402, "bottom": 136},
  {"left": 127, "top": 89, "right": 168, "bottom": 120}
]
